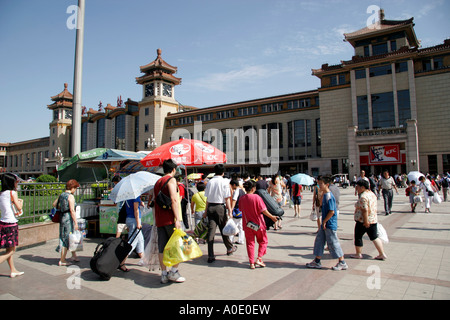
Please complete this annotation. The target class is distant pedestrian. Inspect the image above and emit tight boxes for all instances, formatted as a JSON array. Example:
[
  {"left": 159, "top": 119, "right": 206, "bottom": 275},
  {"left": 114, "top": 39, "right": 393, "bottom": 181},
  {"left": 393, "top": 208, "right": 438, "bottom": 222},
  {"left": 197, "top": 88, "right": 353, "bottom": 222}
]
[
  {"left": 408, "top": 180, "right": 420, "bottom": 213},
  {"left": 239, "top": 180, "right": 277, "bottom": 269},
  {"left": 292, "top": 183, "right": 302, "bottom": 218},
  {"left": 53, "top": 179, "right": 80, "bottom": 266},
  {"left": 440, "top": 175, "right": 449, "bottom": 202},
  {"left": 306, "top": 175, "right": 347, "bottom": 271},
  {"left": 0, "top": 173, "right": 24, "bottom": 278},
  {"left": 379, "top": 170, "right": 398, "bottom": 215},
  {"left": 191, "top": 181, "right": 207, "bottom": 226},
  {"left": 351, "top": 179, "right": 387, "bottom": 260},
  {"left": 419, "top": 175, "right": 438, "bottom": 213},
  {"left": 230, "top": 179, "right": 245, "bottom": 245}
]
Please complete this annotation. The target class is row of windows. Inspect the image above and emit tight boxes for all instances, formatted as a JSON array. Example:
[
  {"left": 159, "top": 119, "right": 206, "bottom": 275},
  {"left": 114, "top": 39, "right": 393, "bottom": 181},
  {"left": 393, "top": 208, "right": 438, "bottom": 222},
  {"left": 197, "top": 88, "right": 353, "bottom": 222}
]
[
  {"left": 169, "top": 99, "right": 318, "bottom": 127},
  {"left": 81, "top": 115, "right": 132, "bottom": 151},
  {"left": 7, "top": 151, "right": 49, "bottom": 168},
  {"left": 355, "top": 61, "right": 408, "bottom": 79}
]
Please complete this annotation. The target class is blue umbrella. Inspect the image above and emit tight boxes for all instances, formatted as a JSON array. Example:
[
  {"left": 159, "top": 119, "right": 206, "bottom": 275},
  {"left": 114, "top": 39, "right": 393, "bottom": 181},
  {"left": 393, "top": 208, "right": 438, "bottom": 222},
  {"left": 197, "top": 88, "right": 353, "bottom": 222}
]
[{"left": 291, "top": 173, "right": 315, "bottom": 186}]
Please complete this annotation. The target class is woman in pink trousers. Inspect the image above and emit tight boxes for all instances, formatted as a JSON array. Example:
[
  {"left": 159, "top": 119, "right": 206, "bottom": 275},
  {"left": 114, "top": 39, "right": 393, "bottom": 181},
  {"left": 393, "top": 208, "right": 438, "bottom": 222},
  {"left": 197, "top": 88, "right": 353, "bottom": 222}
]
[{"left": 239, "top": 180, "right": 278, "bottom": 269}]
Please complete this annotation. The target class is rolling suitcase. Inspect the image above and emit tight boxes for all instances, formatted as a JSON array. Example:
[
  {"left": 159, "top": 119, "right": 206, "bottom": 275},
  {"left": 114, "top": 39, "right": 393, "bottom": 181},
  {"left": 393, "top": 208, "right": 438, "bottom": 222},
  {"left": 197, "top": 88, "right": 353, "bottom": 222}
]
[
  {"left": 90, "top": 228, "right": 141, "bottom": 280},
  {"left": 255, "top": 189, "right": 284, "bottom": 230},
  {"left": 255, "top": 189, "right": 284, "bottom": 217}
]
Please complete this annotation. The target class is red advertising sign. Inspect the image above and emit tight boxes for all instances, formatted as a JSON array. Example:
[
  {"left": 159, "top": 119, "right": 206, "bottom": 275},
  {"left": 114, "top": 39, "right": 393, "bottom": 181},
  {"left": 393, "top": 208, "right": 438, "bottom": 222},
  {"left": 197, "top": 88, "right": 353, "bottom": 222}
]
[{"left": 369, "top": 144, "right": 401, "bottom": 165}]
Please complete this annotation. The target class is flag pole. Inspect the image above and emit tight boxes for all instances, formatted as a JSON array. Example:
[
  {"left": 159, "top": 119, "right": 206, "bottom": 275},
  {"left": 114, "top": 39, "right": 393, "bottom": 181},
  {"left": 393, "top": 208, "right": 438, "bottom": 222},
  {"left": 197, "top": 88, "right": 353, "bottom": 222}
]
[{"left": 71, "top": 0, "right": 85, "bottom": 157}]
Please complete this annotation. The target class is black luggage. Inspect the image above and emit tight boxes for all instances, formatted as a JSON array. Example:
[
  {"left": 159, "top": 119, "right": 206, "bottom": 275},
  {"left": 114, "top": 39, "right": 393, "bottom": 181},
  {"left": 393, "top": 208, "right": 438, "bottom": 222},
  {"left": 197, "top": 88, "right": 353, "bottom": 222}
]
[
  {"left": 90, "top": 228, "right": 141, "bottom": 280},
  {"left": 255, "top": 189, "right": 284, "bottom": 230},
  {"left": 255, "top": 189, "right": 284, "bottom": 217}
]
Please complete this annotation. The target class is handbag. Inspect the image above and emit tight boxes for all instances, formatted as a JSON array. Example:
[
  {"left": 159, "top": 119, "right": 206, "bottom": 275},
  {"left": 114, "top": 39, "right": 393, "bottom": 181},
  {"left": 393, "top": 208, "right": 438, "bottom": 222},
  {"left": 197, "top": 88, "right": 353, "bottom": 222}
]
[
  {"left": 155, "top": 177, "right": 174, "bottom": 210},
  {"left": 50, "top": 196, "right": 62, "bottom": 223},
  {"left": 10, "top": 191, "right": 23, "bottom": 217},
  {"left": 243, "top": 211, "right": 260, "bottom": 231}
]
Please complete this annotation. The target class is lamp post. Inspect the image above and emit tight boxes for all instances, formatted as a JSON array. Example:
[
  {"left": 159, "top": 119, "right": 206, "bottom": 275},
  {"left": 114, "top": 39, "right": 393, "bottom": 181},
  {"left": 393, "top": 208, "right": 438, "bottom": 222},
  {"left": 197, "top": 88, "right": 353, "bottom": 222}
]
[
  {"left": 55, "top": 147, "right": 64, "bottom": 170},
  {"left": 147, "top": 134, "right": 157, "bottom": 151}
]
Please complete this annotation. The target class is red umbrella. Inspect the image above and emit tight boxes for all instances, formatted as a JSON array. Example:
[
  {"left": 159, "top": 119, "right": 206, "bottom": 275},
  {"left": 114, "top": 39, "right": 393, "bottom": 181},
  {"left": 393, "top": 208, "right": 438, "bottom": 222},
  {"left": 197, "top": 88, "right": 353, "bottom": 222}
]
[{"left": 140, "top": 138, "right": 227, "bottom": 168}]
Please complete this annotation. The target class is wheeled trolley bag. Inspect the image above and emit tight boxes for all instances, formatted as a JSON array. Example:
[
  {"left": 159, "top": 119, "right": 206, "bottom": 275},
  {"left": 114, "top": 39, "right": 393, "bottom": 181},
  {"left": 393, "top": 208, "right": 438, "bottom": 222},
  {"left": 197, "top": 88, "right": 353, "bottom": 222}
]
[
  {"left": 90, "top": 228, "right": 141, "bottom": 280},
  {"left": 255, "top": 189, "right": 284, "bottom": 230}
]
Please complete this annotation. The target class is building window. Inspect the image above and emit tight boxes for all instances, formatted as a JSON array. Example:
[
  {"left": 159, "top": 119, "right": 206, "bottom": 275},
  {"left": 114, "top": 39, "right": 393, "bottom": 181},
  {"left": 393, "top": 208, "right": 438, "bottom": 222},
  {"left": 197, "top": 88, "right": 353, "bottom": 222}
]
[
  {"left": 372, "top": 42, "right": 388, "bottom": 55},
  {"left": 355, "top": 69, "right": 366, "bottom": 79},
  {"left": 397, "top": 90, "right": 411, "bottom": 127},
  {"left": 237, "top": 106, "right": 258, "bottom": 116},
  {"left": 81, "top": 122, "right": 88, "bottom": 152},
  {"left": 144, "top": 124, "right": 149, "bottom": 132},
  {"left": 262, "top": 123, "right": 283, "bottom": 149},
  {"left": 371, "top": 92, "right": 395, "bottom": 129},
  {"left": 287, "top": 98, "right": 311, "bottom": 109},
  {"left": 197, "top": 113, "right": 212, "bottom": 122},
  {"left": 369, "top": 64, "right": 392, "bottom": 77},
  {"left": 216, "top": 110, "right": 234, "bottom": 119},
  {"left": 261, "top": 103, "right": 282, "bottom": 113},
  {"left": 422, "top": 59, "right": 432, "bottom": 72},
  {"left": 179, "top": 116, "right": 193, "bottom": 125},
  {"left": 395, "top": 61, "right": 408, "bottom": 73},
  {"left": 364, "top": 46, "right": 370, "bottom": 57},
  {"left": 390, "top": 40, "right": 397, "bottom": 52},
  {"left": 145, "top": 108, "right": 149, "bottom": 116},
  {"left": 97, "top": 118, "right": 105, "bottom": 148},
  {"left": 433, "top": 57, "right": 444, "bottom": 70},
  {"left": 115, "top": 114, "right": 126, "bottom": 150},
  {"left": 357, "top": 96, "right": 369, "bottom": 130},
  {"left": 428, "top": 155, "right": 438, "bottom": 174},
  {"left": 443, "top": 154, "right": 450, "bottom": 173}
]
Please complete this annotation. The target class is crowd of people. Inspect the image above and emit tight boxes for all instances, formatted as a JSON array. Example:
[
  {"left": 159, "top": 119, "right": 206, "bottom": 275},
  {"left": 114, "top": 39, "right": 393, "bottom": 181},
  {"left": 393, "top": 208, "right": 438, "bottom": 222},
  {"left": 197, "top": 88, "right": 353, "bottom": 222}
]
[{"left": 1, "top": 166, "right": 448, "bottom": 284}]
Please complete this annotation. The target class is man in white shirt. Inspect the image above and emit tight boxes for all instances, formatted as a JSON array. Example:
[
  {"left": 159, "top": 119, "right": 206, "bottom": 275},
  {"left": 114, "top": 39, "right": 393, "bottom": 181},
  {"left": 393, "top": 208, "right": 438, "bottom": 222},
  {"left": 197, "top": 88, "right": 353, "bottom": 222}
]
[
  {"left": 379, "top": 170, "right": 398, "bottom": 215},
  {"left": 204, "top": 164, "right": 236, "bottom": 263}
]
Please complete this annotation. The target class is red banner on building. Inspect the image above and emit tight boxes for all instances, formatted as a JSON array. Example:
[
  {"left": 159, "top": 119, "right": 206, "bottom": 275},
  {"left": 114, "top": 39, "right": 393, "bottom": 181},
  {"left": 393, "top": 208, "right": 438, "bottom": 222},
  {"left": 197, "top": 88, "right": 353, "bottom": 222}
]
[{"left": 368, "top": 144, "right": 401, "bottom": 165}]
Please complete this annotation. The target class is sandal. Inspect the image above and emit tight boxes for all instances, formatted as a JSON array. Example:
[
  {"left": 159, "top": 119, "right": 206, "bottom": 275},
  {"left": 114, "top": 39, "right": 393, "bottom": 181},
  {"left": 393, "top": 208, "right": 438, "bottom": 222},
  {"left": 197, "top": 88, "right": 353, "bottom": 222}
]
[
  {"left": 255, "top": 258, "right": 266, "bottom": 267},
  {"left": 118, "top": 264, "right": 130, "bottom": 272}
]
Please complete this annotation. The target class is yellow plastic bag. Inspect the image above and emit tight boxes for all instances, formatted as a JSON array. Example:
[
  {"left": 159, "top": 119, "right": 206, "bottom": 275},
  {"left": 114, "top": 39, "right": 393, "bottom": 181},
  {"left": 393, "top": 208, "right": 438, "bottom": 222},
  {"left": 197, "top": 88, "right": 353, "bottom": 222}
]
[{"left": 163, "top": 228, "right": 203, "bottom": 267}]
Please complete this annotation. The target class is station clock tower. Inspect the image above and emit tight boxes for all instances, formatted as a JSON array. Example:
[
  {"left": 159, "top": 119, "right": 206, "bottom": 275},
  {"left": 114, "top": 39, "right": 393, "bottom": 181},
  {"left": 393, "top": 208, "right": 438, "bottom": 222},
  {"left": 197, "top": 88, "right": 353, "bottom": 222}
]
[{"left": 136, "top": 49, "right": 182, "bottom": 150}]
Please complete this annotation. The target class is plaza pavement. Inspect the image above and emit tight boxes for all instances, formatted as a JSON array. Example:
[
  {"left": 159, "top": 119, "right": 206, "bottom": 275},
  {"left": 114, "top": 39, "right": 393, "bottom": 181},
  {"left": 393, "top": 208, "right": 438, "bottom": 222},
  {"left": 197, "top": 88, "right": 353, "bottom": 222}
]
[{"left": 1, "top": 186, "right": 450, "bottom": 301}]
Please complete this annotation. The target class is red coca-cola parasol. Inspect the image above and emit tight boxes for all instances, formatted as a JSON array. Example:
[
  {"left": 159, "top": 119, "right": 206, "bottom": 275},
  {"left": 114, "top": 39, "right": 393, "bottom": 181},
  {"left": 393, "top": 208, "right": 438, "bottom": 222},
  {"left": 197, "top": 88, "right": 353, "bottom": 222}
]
[{"left": 140, "top": 138, "right": 227, "bottom": 168}]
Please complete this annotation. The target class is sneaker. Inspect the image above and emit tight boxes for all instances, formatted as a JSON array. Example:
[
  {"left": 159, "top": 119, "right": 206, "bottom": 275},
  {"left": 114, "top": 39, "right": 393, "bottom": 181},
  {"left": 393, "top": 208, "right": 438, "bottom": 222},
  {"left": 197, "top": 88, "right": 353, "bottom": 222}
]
[
  {"left": 161, "top": 272, "right": 169, "bottom": 284},
  {"left": 306, "top": 260, "right": 322, "bottom": 269},
  {"left": 332, "top": 261, "right": 348, "bottom": 271},
  {"left": 168, "top": 270, "right": 185, "bottom": 283}
]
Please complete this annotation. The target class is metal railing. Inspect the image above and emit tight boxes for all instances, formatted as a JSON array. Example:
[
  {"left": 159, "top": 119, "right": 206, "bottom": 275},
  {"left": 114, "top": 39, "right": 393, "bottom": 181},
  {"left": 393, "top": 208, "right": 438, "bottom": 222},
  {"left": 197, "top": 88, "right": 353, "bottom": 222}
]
[{"left": 15, "top": 181, "right": 110, "bottom": 225}]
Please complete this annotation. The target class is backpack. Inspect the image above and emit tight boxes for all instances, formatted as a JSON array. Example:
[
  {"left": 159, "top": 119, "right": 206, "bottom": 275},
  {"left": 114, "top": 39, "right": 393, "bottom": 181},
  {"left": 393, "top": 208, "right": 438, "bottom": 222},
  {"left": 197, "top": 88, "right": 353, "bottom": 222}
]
[{"left": 442, "top": 178, "right": 449, "bottom": 188}]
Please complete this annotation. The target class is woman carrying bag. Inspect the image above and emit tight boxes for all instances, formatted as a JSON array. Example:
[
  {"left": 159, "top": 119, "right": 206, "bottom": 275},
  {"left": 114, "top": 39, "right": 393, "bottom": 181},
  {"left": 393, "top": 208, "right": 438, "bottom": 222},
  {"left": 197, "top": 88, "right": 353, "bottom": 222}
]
[{"left": 53, "top": 179, "right": 80, "bottom": 266}]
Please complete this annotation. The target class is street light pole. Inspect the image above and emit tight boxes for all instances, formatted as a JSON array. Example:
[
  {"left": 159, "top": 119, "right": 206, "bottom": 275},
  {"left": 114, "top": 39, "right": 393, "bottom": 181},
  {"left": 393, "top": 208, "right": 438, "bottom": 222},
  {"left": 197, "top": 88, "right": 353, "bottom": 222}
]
[{"left": 71, "top": 0, "right": 85, "bottom": 157}]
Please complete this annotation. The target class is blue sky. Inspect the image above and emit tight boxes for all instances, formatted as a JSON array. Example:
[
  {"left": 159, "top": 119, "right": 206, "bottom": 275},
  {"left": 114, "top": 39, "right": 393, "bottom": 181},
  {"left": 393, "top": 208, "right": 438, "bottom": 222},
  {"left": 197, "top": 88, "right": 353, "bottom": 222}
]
[{"left": 0, "top": 0, "right": 449, "bottom": 143}]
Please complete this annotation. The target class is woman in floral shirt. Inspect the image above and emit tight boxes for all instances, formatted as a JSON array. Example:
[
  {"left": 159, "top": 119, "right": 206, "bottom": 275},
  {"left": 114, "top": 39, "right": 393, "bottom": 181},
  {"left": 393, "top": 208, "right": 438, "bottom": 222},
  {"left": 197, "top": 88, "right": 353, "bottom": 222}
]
[{"left": 351, "top": 179, "right": 387, "bottom": 260}]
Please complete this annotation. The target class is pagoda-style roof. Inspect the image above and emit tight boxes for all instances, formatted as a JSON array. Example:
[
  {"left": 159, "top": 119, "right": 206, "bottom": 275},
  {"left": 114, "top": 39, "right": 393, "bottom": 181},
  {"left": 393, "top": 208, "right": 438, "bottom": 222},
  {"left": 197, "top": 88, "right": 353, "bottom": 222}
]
[
  {"left": 50, "top": 83, "right": 73, "bottom": 101},
  {"left": 47, "top": 83, "right": 73, "bottom": 110},
  {"left": 344, "top": 11, "right": 418, "bottom": 48},
  {"left": 136, "top": 49, "right": 182, "bottom": 85}
]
